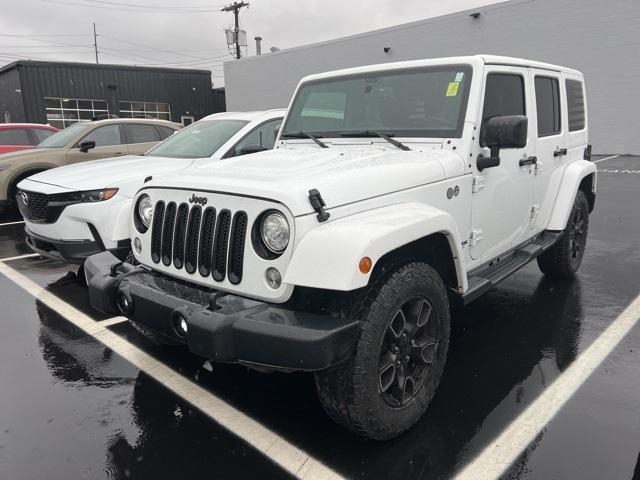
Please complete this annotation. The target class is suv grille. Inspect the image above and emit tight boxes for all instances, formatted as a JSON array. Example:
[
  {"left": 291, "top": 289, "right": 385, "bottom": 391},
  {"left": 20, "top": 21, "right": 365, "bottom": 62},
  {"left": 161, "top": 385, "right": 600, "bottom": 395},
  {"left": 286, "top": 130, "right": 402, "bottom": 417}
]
[
  {"left": 16, "top": 190, "right": 50, "bottom": 222},
  {"left": 150, "top": 201, "right": 248, "bottom": 284}
]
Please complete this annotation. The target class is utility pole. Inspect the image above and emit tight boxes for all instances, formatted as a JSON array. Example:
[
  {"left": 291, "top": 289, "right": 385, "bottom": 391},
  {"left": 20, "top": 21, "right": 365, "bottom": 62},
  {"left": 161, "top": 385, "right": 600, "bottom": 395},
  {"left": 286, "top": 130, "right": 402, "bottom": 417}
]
[
  {"left": 93, "top": 22, "right": 99, "bottom": 64},
  {"left": 221, "top": 2, "right": 249, "bottom": 60}
]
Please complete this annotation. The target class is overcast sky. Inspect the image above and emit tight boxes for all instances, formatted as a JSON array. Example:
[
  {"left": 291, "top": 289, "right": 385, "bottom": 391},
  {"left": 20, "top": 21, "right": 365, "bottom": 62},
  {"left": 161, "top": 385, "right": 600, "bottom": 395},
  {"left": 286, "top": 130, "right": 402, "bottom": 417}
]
[{"left": 1, "top": 0, "right": 504, "bottom": 86}]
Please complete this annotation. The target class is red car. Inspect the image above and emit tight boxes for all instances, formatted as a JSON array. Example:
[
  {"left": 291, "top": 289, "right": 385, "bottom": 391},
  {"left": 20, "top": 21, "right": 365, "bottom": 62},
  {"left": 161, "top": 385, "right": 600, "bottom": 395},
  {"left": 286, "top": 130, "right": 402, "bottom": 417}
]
[{"left": 0, "top": 124, "right": 59, "bottom": 154}]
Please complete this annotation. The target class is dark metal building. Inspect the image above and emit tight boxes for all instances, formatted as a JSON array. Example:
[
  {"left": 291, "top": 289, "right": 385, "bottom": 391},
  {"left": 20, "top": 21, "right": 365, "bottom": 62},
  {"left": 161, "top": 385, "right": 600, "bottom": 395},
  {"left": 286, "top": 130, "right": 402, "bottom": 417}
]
[{"left": 0, "top": 60, "right": 224, "bottom": 128}]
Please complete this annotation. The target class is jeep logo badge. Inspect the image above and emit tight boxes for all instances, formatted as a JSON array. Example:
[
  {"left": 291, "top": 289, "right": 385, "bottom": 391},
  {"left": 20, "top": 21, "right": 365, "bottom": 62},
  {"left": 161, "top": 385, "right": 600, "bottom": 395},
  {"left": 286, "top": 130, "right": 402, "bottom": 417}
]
[
  {"left": 20, "top": 191, "right": 29, "bottom": 205},
  {"left": 188, "top": 194, "right": 208, "bottom": 206}
]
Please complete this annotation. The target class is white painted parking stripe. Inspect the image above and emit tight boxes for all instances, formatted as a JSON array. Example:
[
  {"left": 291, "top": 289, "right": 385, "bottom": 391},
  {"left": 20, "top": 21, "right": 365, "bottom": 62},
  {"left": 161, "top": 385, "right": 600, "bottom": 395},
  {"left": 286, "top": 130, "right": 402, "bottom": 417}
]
[
  {"left": 454, "top": 291, "right": 640, "bottom": 480},
  {"left": 0, "top": 220, "right": 25, "bottom": 226},
  {"left": 0, "top": 261, "right": 345, "bottom": 480},
  {"left": 593, "top": 154, "right": 620, "bottom": 164},
  {"left": 0, "top": 253, "right": 39, "bottom": 262}
]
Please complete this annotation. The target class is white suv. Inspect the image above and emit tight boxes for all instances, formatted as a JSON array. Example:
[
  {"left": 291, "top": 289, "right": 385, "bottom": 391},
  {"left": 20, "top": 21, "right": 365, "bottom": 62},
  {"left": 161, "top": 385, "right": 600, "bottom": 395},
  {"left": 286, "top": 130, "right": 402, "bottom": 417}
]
[
  {"left": 85, "top": 56, "right": 595, "bottom": 439},
  {"left": 17, "top": 110, "right": 285, "bottom": 264}
]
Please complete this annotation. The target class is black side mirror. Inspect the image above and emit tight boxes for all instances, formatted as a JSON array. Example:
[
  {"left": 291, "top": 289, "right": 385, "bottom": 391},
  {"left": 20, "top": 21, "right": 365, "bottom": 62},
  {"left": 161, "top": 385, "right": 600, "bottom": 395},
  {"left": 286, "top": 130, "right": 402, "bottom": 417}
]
[
  {"left": 239, "top": 144, "right": 268, "bottom": 156},
  {"left": 477, "top": 115, "right": 528, "bottom": 171},
  {"left": 79, "top": 140, "right": 96, "bottom": 153}
]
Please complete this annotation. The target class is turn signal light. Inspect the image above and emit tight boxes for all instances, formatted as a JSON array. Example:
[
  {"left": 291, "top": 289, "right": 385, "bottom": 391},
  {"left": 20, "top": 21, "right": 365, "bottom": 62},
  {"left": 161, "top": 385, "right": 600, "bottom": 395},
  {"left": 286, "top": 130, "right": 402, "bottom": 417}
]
[{"left": 359, "top": 257, "right": 372, "bottom": 274}]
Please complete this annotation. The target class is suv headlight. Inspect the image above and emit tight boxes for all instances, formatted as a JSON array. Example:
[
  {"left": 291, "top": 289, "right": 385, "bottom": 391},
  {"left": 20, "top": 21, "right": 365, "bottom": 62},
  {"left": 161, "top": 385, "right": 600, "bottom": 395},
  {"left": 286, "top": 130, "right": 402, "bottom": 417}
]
[
  {"left": 135, "top": 195, "right": 153, "bottom": 233},
  {"left": 49, "top": 188, "right": 118, "bottom": 203},
  {"left": 260, "top": 211, "right": 290, "bottom": 253}
]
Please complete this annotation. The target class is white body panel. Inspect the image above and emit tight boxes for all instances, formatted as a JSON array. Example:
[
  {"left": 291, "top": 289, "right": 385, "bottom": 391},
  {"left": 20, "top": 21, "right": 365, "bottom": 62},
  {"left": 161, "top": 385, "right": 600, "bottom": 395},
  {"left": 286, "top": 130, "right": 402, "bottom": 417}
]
[{"left": 123, "top": 55, "right": 592, "bottom": 303}]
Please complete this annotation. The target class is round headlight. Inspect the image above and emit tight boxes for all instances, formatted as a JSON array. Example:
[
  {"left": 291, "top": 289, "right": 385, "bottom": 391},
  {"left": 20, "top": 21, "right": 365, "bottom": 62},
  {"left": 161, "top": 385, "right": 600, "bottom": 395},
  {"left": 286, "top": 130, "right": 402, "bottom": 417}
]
[
  {"left": 260, "top": 211, "right": 290, "bottom": 253},
  {"left": 137, "top": 195, "right": 154, "bottom": 228}
]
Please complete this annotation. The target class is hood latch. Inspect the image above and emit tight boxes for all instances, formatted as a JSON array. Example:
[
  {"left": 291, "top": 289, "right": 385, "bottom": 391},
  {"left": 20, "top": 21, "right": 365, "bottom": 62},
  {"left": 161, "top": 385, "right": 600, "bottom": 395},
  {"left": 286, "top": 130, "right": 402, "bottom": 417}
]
[{"left": 308, "top": 189, "right": 330, "bottom": 223}]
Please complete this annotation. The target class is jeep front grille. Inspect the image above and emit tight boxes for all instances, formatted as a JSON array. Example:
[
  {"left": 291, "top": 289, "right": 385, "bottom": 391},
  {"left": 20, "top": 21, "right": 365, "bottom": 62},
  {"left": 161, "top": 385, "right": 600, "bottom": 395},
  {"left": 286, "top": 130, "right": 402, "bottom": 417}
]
[{"left": 150, "top": 201, "right": 247, "bottom": 284}]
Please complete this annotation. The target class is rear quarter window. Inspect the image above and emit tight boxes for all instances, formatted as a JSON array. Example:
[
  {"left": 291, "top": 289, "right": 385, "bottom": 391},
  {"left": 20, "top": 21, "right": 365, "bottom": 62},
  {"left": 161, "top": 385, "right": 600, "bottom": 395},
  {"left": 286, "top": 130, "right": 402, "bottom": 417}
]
[{"left": 566, "top": 79, "right": 586, "bottom": 132}]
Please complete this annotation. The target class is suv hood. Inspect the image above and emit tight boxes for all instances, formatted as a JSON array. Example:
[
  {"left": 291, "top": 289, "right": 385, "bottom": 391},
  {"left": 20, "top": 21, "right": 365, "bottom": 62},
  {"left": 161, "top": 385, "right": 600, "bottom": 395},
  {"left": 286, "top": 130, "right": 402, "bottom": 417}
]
[
  {"left": 0, "top": 148, "right": 60, "bottom": 165},
  {"left": 150, "top": 146, "right": 465, "bottom": 216},
  {"left": 27, "top": 155, "right": 196, "bottom": 191}
]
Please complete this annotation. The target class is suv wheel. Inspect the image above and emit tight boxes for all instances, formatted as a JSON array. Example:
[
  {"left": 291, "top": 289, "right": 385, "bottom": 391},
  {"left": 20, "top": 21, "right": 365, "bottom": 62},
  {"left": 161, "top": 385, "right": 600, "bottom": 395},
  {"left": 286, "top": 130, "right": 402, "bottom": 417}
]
[
  {"left": 537, "top": 190, "right": 589, "bottom": 278},
  {"left": 315, "top": 262, "right": 450, "bottom": 440}
]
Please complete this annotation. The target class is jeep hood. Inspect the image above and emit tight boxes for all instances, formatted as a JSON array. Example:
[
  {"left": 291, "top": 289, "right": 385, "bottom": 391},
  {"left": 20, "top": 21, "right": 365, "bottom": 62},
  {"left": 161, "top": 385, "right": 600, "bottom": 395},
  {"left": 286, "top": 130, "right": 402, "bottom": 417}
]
[
  {"left": 26, "top": 155, "right": 196, "bottom": 191},
  {"left": 150, "top": 147, "right": 465, "bottom": 216}
]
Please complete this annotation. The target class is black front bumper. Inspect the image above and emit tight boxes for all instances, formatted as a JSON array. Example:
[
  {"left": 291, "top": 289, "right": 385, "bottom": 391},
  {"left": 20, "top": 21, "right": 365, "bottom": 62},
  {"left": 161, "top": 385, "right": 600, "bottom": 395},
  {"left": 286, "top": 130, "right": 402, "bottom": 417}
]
[{"left": 85, "top": 251, "right": 359, "bottom": 372}]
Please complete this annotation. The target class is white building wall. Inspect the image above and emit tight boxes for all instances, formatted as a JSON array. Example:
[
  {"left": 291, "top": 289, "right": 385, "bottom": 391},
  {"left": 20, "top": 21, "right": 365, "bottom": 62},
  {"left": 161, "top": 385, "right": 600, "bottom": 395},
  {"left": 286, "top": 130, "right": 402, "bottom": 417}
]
[{"left": 224, "top": 0, "right": 640, "bottom": 154}]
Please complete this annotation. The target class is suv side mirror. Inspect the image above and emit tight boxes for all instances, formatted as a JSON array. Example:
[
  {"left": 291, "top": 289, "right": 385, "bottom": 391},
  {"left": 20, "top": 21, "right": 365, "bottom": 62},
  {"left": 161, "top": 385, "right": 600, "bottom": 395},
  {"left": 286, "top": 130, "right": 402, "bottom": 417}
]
[
  {"left": 477, "top": 115, "right": 528, "bottom": 171},
  {"left": 239, "top": 144, "right": 268, "bottom": 156},
  {"left": 79, "top": 140, "right": 96, "bottom": 153}
]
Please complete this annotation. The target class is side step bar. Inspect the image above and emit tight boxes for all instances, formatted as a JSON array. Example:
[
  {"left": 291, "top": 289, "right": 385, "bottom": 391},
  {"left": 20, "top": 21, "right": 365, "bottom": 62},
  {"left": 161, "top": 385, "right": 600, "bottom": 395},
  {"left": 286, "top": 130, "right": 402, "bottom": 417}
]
[{"left": 449, "top": 231, "right": 562, "bottom": 307}]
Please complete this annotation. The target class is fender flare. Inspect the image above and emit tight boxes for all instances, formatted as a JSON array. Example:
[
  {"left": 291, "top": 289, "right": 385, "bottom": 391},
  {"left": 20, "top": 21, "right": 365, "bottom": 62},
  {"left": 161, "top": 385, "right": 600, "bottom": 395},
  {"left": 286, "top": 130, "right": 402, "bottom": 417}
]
[
  {"left": 547, "top": 160, "right": 597, "bottom": 231},
  {"left": 284, "top": 202, "right": 467, "bottom": 292}
]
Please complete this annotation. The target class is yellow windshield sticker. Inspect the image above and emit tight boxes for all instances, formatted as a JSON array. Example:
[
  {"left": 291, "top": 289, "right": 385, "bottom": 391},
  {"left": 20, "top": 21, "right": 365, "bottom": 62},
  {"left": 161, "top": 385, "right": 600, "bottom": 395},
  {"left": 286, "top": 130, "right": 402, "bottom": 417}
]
[{"left": 446, "top": 82, "right": 460, "bottom": 97}]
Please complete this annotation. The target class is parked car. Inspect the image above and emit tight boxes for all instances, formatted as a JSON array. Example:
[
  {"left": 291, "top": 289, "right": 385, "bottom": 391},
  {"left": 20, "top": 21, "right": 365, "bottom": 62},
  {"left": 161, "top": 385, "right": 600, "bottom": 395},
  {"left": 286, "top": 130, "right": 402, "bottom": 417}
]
[
  {"left": 85, "top": 55, "right": 595, "bottom": 439},
  {"left": 0, "top": 118, "right": 181, "bottom": 210},
  {"left": 17, "top": 110, "right": 285, "bottom": 264},
  {"left": 0, "top": 123, "right": 59, "bottom": 154}
]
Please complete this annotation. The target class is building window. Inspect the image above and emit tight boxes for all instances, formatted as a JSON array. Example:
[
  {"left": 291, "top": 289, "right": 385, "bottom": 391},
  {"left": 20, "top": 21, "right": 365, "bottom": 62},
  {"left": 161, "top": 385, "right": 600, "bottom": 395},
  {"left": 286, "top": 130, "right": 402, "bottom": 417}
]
[
  {"left": 45, "top": 97, "right": 109, "bottom": 129},
  {"left": 119, "top": 101, "right": 171, "bottom": 121}
]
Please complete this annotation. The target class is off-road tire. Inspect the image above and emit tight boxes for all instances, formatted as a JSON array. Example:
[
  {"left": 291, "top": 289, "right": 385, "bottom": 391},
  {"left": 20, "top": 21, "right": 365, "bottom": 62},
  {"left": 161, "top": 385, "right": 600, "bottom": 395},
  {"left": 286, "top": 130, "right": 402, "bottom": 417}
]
[
  {"left": 537, "top": 190, "right": 589, "bottom": 278},
  {"left": 128, "top": 319, "right": 182, "bottom": 346},
  {"left": 314, "top": 262, "right": 450, "bottom": 440},
  {"left": 124, "top": 250, "right": 139, "bottom": 265}
]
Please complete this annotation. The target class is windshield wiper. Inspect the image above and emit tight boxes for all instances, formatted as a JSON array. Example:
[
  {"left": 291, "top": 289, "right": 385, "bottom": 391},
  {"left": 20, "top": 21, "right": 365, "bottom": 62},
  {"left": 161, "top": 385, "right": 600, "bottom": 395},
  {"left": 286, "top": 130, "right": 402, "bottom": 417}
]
[
  {"left": 281, "top": 131, "right": 329, "bottom": 148},
  {"left": 339, "top": 130, "right": 411, "bottom": 151}
]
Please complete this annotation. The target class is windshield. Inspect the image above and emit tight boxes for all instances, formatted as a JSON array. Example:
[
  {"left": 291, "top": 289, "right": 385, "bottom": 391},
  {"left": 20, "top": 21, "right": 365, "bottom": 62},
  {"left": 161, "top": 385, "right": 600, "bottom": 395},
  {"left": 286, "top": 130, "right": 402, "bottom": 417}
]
[
  {"left": 282, "top": 65, "right": 472, "bottom": 139},
  {"left": 36, "top": 122, "right": 88, "bottom": 148},
  {"left": 145, "top": 119, "right": 249, "bottom": 158}
]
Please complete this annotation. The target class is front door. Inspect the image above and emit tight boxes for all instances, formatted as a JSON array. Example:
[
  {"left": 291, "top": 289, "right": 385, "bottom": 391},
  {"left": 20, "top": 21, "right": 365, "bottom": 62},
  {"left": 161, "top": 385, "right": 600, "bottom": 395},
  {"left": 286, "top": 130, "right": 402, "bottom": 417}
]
[
  {"left": 470, "top": 66, "right": 536, "bottom": 260},
  {"left": 66, "top": 124, "right": 126, "bottom": 164},
  {"left": 530, "top": 69, "right": 569, "bottom": 233}
]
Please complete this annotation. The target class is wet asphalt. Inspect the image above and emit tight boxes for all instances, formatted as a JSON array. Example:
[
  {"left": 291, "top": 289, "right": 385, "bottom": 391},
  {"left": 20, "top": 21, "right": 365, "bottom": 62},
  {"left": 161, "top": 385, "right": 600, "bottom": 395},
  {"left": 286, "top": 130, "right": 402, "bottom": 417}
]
[{"left": 0, "top": 155, "right": 639, "bottom": 480}]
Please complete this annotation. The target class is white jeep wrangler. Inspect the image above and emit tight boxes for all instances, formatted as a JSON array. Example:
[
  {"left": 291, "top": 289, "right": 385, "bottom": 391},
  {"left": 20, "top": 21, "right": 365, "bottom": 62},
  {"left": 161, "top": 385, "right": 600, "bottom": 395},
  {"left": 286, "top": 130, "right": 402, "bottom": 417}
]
[{"left": 86, "top": 55, "right": 596, "bottom": 440}]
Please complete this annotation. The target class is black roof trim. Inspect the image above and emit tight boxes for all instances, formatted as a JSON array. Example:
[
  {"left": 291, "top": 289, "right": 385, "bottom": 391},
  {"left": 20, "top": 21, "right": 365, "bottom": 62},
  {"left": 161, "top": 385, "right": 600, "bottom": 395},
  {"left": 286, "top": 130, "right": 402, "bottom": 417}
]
[{"left": 0, "top": 59, "right": 211, "bottom": 76}]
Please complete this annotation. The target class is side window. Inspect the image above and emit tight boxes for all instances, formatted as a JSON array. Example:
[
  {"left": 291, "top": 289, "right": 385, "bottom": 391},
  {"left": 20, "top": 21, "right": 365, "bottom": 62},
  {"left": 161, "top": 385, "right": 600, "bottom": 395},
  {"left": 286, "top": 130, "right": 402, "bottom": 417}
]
[
  {"left": 482, "top": 74, "right": 526, "bottom": 120},
  {"left": 124, "top": 124, "right": 161, "bottom": 144},
  {"left": 231, "top": 119, "right": 283, "bottom": 157},
  {"left": 534, "top": 76, "right": 561, "bottom": 137},
  {"left": 0, "top": 128, "right": 31, "bottom": 145},
  {"left": 157, "top": 126, "right": 176, "bottom": 140},
  {"left": 31, "top": 128, "right": 56, "bottom": 144},
  {"left": 566, "top": 79, "right": 586, "bottom": 131},
  {"left": 79, "top": 125, "right": 122, "bottom": 147}
]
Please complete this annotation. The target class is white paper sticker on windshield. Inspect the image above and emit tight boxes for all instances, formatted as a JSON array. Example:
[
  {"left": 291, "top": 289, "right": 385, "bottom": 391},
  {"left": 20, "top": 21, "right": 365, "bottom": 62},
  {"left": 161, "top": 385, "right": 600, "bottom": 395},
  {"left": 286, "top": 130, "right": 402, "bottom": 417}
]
[{"left": 455, "top": 72, "right": 464, "bottom": 82}]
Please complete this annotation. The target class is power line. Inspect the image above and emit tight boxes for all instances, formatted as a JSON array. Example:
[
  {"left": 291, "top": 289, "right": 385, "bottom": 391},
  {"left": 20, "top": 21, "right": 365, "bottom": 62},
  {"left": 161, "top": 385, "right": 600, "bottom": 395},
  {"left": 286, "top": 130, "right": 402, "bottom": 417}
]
[
  {"left": 99, "top": 34, "right": 221, "bottom": 61},
  {"left": 81, "top": 0, "right": 226, "bottom": 10},
  {"left": 39, "top": 0, "right": 226, "bottom": 13}
]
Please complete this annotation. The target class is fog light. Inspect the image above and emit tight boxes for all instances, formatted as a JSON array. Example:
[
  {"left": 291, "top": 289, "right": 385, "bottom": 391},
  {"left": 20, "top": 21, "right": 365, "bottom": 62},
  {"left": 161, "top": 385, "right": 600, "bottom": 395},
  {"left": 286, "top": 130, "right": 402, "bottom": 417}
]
[
  {"left": 117, "top": 291, "right": 133, "bottom": 315},
  {"left": 171, "top": 312, "right": 188, "bottom": 338},
  {"left": 265, "top": 267, "right": 282, "bottom": 289},
  {"left": 133, "top": 237, "right": 142, "bottom": 253}
]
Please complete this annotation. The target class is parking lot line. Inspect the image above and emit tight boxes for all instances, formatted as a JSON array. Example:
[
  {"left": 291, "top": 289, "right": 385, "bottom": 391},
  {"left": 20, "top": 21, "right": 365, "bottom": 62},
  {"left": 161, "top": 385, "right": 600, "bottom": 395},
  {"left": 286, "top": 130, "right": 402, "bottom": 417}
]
[
  {"left": 0, "top": 253, "right": 39, "bottom": 262},
  {"left": 594, "top": 155, "right": 620, "bottom": 164},
  {"left": 0, "top": 220, "right": 25, "bottom": 227},
  {"left": 453, "top": 291, "right": 640, "bottom": 480},
  {"left": 0, "top": 261, "right": 345, "bottom": 480}
]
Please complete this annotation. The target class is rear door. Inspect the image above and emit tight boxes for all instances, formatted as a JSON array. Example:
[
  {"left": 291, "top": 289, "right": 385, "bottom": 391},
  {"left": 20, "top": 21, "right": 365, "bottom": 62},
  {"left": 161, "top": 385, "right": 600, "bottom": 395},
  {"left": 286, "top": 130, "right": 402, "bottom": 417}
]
[
  {"left": 530, "top": 69, "right": 568, "bottom": 232},
  {"left": 123, "top": 123, "right": 162, "bottom": 155},
  {"left": 470, "top": 66, "right": 536, "bottom": 260},
  {"left": 65, "top": 124, "right": 126, "bottom": 164}
]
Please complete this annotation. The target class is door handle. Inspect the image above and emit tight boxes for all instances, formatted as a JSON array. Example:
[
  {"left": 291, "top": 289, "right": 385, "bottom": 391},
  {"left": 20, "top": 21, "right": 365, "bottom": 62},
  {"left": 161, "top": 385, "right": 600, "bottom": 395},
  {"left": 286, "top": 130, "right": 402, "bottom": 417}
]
[
  {"left": 519, "top": 156, "right": 537, "bottom": 167},
  {"left": 554, "top": 148, "right": 568, "bottom": 157}
]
